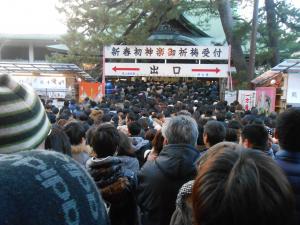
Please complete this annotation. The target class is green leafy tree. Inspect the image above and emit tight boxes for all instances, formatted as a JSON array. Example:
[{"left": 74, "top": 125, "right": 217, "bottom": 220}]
[{"left": 52, "top": 0, "right": 300, "bottom": 82}]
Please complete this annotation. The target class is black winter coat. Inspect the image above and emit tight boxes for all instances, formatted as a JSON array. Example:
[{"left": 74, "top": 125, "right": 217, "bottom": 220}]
[
  {"left": 275, "top": 150, "right": 300, "bottom": 224},
  {"left": 137, "top": 144, "right": 200, "bottom": 225}
]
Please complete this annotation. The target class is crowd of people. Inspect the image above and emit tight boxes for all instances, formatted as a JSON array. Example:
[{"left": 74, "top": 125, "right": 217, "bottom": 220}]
[{"left": 0, "top": 73, "right": 300, "bottom": 225}]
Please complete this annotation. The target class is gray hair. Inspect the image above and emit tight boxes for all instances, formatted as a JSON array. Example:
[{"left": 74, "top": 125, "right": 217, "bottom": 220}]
[{"left": 162, "top": 115, "right": 198, "bottom": 145}]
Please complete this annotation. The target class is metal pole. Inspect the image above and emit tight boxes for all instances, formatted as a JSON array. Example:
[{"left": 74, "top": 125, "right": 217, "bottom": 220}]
[{"left": 102, "top": 47, "right": 106, "bottom": 97}]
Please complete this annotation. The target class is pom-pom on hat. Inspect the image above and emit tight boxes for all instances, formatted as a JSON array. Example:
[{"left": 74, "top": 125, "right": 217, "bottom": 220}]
[
  {"left": 0, "top": 74, "right": 51, "bottom": 153},
  {"left": 0, "top": 150, "right": 110, "bottom": 225}
]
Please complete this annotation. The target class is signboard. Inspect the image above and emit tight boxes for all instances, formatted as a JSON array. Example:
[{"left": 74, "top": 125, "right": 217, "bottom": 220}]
[
  {"left": 104, "top": 45, "right": 230, "bottom": 78},
  {"left": 105, "top": 63, "right": 228, "bottom": 78},
  {"left": 287, "top": 73, "right": 300, "bottom": 106},
  {"left": 13, "top": 75, "right": 66, "bottom": 89},
  {"left": 256, "top": 87, "right": 276, "bottom": 113},
  {"left": 238, "top": 90, "right": 256, "bottom": 111},
  {"left": 105, "top": 45, "right": 229, "bottom": 59},
  {"left": 79, "top": 82, "right": 102, "bottom": 102},
  {"left": 225, "top": 91, "right": 237, "bottom": 105},
  {"left": 13, "top": 75, "right": 67, "bottom": 98}
]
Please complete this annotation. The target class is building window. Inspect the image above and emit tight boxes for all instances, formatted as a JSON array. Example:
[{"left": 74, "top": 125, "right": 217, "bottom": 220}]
[
  {"left": 34, "top": 47, "right": 51, "bottom": 61},
  {"left": 1, "top": 46, "right": 29, "bottom": 61}
]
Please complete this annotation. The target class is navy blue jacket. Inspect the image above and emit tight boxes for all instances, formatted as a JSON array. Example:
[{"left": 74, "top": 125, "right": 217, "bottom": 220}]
[
  {"left": 275, "top": 150, "right": 300, "bottom": 224},
  {"left": 137, "top": 144, "right": 200, "bottom": 225}
]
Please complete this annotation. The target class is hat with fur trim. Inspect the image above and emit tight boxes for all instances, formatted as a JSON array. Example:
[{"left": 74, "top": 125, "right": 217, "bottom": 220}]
[{"left": 0, "top": 74, "right": 51, "bottom": 153}]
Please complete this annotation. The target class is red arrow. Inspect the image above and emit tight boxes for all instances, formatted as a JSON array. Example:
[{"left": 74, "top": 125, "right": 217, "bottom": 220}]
[
  {"left": 192, "top": 68, "right": 220, "bottom": 73},
  {"left": 113, "top": 66, "right": 140, "bottom": 72}
]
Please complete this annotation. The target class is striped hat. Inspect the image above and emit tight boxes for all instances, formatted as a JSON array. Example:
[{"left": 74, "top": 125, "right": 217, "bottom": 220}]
[{"left": 0, "top": 74, "right": 51, "bottom": 154}]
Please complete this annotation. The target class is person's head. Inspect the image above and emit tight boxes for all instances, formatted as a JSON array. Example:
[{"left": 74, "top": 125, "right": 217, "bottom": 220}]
[
  {"left": 138, "top": 117, "right": 150, "bottom": 132},
  {"left": 90, "top": 123, "right": 120, "bottom": 158},
  {"left": 117, "top": 131, "right": 135, "bottom": 157},
  {"left": 177, "top": 110, "right": 192, "bottom": 117},
  {"left": 126, "top": 112, "right": 138, "bottom": 124},
  {"left": 128, "top": 121, "right": 142, "bottom": 136},
  {"left": 45, "top": 124, "right": 72, "bottom": 156},
  {"left": 276, "top": 108, "right": 300, "bottom": 152},
  {"left": 144, "top": 128, "right": 157, "bottom": 142},
  {"left": 203, "top": 121, "right": 226, "bottom": 148},
  {"left": 192, "top": 142, "right": 295, "bottom": 225},
  {"left": 0, "top": 150, "right": 110, "bottom": 225},
  {"left": 152, "top": 130, "right": 164, "bottom": 155},
  {"left": 241, "top": 124, "right": 269, "bottom": 151},
  {"left": 52, "top": 107, "right": 59, "bottom": 115},
  {"left": 63, "top": 99, "right": 69, "bottom": 107},
  {"left": 63, "top": 122, "right": 86, "bottom": 146},
  {"left": 225, "top": 128, "right": 238, "bottom": 143},
  {"left": 157, "top": 113, "right": 165, "bottom": 123},
  {"left": 161, "top": 115, "right": 198, "bottom": 146},
  {"left": 89, "top": 109, "right": 104, "bottom": 125},
  {"left": 45, "top": 104, "right": 52, "bottom": 112},
  {"left": 251, "top": 107, "right": 258, "bottom": 115},
  {"left": 216, "top": 112, "right": 225, "bottom": 122},
  {"left": 0, "top": 74, "right": 51, "bottom": 153},
  {"left": 227, "top": 120, "right": 243, "bottom": 130}
]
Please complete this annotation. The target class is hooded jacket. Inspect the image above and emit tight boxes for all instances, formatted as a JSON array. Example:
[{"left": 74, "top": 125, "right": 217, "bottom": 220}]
[
  {"left": 129, "top": 136, "right": 150, "bottom": 167},
  {"left": 86, "top": 156, "right": 139, "bottom": 225},
  {"left": 137, "top": 144, "right": 200, "bottom": 225},
  {"left": 170, "top": 180, "right": 194, "bottom": 225},
  {"left": 71, "top": 144, "right": 91, "bottom": 166}
]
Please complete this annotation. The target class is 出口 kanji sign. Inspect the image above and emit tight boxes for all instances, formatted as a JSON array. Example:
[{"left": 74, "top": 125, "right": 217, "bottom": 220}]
[
  {"left": 104, "top": 45, "right": 230, "bottom": 78},
  {"left": 105, "top": 63, "right": 228, "bottom": 78}
]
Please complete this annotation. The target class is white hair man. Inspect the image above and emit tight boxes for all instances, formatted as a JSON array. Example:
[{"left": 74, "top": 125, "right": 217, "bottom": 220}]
[{"left": 137, "top": 115, "right": 200, "bottom": 225}]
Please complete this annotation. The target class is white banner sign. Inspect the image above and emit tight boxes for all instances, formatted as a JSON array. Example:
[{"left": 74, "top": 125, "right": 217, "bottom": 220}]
[
  {"left": 105, "top": 45, "right": 229, "bottom": 60},
  {"left": 13, "top": 76, "right": 66, "bottom": 89},
  {"left": 105, "top": 63, "right": 228, "bottom": 78},
  {"left": 13, "top": 75, "right": 67, "bottom": 98},
  {"left": 238, "top": 90, "right": 256, "bottom": 111},
  {"left": 225, "top": 91, "right": 237, "bottom": 105},
  {"left": 287, "top": 73, "right": 300, "bottom": 105}
]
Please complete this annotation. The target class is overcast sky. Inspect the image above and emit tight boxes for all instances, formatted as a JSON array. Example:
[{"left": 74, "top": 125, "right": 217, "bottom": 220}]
[{"left": 0, "top": 0, "right": 299, "bottom": 35}]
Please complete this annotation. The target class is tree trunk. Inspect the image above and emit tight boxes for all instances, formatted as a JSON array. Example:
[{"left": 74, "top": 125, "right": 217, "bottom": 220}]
[
  {"left": 215, "top": 0, "right": 248, "bottom": 77},
  {"left": 248, "top": 0, "right": 260, "bottom": 81},
  {"left": 265, "top": 0, "right": 280, "bottom": 66}
]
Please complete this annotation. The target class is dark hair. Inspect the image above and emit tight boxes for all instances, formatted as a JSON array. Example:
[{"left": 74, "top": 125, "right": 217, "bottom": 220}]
[
  {"left": 45, "top": 104, "right": 52, "bottom": 110},
  {"left": 225, "top": 128, "right": 238, "bottom": 142},
  {"left": 128, "top": 121, "right": 142, "bottom": 136},
  {"left": 242, "top": 124, "right": 269, "bottom": 151},
  {"left": 58, "top": 113, "right": 70, "bottom": 121},
  {"left": 228, "top": 120, "right": 243, "bottom": 130},
  {"left": 63, "top": 100, "right": 69, "bottom": 107},
  {"left": 126, "top": 112, "right": 138, "bottom": 122},
  {"left": 63, "top": 122, "right": 86, "bottom": 145},
  {"left": 101, "top": 113, "right": 113, "bottom": 123},
  {"left": 192, "top": 142, "right": 295, "bottom": 225},
  {"left": 204, "top": 121, "right": 226, "bottom": 146},
  {"left": 90, "top": 123, "right": 120, "bottom": 158},
  {"left": 145, "top": 128, "right": 157, "bottom": 142},
  {"left": 52, "top": 107, "right": 59, "bottom": 115},
  {"left": 276, "top": 108, "right": 300, "bottom": 152},
  {"left": 138, "top": 118, "right": 150, "bottom": 132},
  {"left": 117, "top": 131, "right": 135, "bottom": 157},
  {"left": 45, "top": 124, "right": 72, "bottom": 156},
  {"left": 152, "top": 130, "right": 164, "bottom": 155},
  {"left": 216, "top": 112, "right": 225, "bottom": 122}
]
